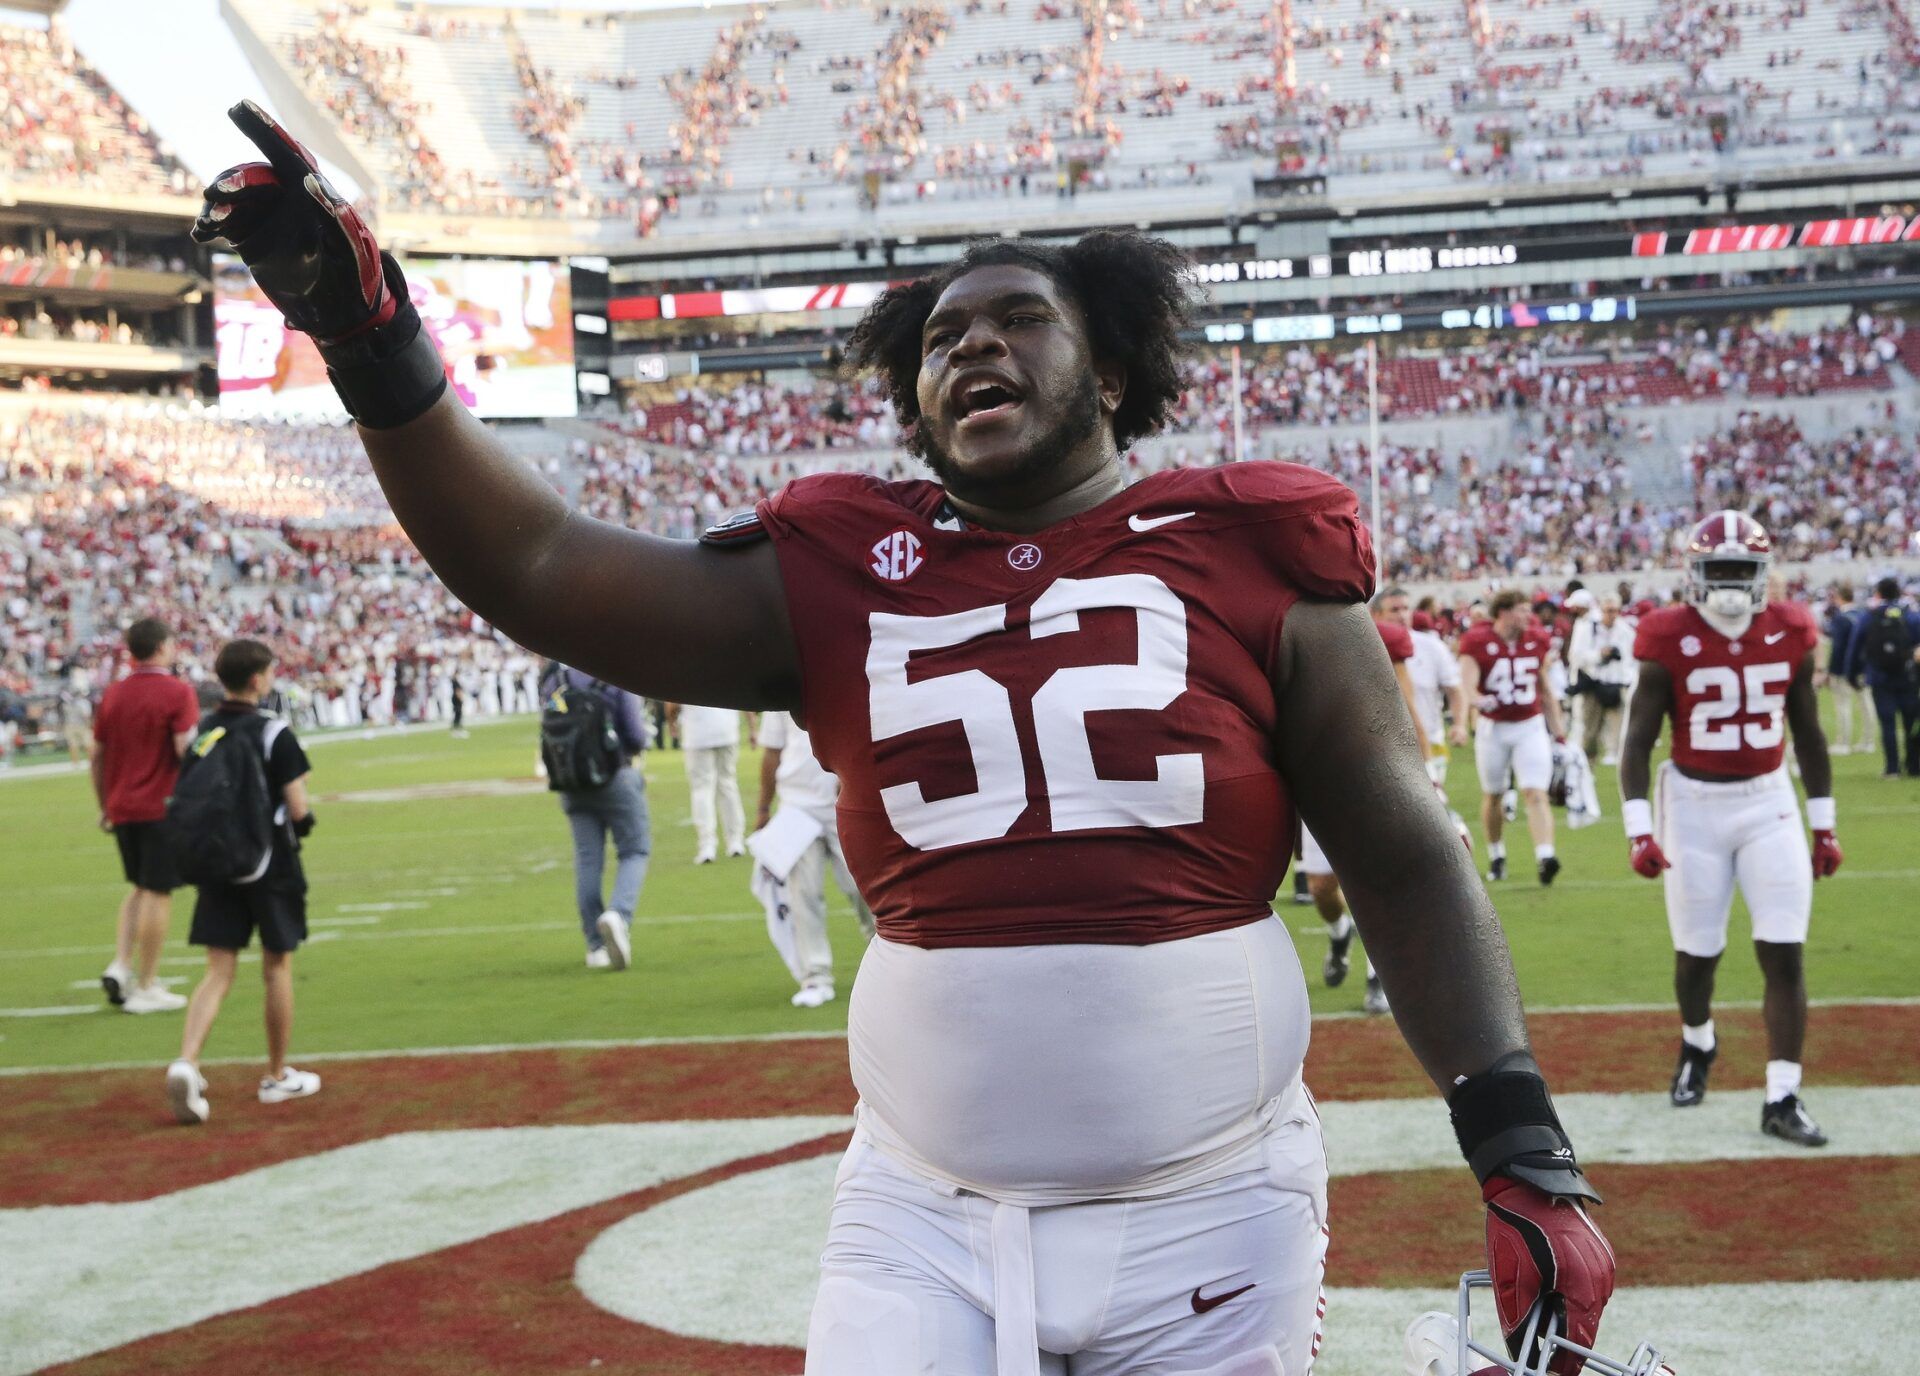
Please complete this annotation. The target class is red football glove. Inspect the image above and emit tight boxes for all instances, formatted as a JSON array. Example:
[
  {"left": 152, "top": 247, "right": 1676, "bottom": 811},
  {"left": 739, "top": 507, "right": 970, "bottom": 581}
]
[
  {"left": 1483, "top": 1176, "right": 1617, "bottom": 1376},
  {"left": 190, "top": 101, "right": 395, "bottom": 345},
  {"left": 1811, "top": 830, "right": 1843, "bottom": 879},
  {"left": 1627, "top": 834, "right": 1669, "bottom": 878}
]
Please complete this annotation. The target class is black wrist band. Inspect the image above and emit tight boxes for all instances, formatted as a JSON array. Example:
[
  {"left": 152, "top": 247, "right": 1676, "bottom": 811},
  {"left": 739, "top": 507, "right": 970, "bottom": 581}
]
[
  {"left": 1448, "top": 1051, "right": 1602, "bottom": 1202},
  {"left": 319, "top": 254, "right": 448, "bottom": 430}
]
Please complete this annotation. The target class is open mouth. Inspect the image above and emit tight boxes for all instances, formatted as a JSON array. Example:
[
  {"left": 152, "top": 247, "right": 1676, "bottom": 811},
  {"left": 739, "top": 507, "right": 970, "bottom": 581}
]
[{"left": 953, "top": 377, "right": 1024, "bottom": 428}]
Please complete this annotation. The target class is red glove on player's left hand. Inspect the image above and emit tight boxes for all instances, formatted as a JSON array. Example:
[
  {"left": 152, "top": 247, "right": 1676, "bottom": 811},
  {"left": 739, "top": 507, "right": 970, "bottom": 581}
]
[
  {"left": 1483, "top": 1176, "right": 1616, "bottom": 1376},
  {"left": 1627, "top": 834, "right": 1669, "bottom": 878},
  {"left": 1811, "top": 831, "right": 1843, "bottom": 879}
]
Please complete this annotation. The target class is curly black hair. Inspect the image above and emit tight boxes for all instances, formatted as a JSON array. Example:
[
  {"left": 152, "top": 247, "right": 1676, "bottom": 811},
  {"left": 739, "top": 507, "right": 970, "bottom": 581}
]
[{"left": 844, "top": 229, "right": 1201, "bottom": 459}]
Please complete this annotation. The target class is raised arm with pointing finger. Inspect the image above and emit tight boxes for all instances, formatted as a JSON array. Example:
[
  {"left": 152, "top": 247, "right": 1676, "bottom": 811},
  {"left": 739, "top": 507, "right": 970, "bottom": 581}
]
[{"left": 192, "top": 102, "right": 800, "bottom": 710}]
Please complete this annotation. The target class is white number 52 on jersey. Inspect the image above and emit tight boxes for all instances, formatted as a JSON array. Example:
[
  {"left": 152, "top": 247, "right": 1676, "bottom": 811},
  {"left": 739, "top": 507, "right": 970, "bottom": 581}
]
[{"left": 866, "top": 573, "right": 1206, "bottom": 850}]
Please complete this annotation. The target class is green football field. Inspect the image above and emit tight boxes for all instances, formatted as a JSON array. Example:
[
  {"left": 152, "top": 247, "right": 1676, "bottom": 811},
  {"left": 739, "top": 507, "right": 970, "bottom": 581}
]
[{"left": 3, "top": 714, "right": 1916, "bottom": 1072}]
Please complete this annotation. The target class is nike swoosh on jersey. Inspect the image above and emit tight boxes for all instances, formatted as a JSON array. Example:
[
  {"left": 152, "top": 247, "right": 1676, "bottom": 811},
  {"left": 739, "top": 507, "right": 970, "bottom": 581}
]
[
  {"left": 1129, "top": 511, "right": 1196, "bottom": 532},
  {"left": 1764, "top": 632, "right": 1787, "bottom": 644},
  {"left": 1190, "top": 1282, "right": 1257, "bottom": 1314}
]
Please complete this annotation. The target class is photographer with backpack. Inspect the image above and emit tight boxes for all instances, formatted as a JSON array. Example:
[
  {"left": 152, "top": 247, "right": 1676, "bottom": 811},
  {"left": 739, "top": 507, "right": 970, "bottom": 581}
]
[
  {"left": 1845, "top": 577, "right": 1920, "bottom": 778},
  {"left": 163, "top": 640, "right": 318, "bottom": 1126},
  {"left": 540, "top": 661, "right": 652, "bottom": 970}
]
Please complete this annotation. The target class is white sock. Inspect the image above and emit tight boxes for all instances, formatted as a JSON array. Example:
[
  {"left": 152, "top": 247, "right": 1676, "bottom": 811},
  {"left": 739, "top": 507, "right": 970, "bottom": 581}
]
[
  {"left": 1327, "top": 913, "right": 1353, "bottom": 940},
  {"left": 1682, "top": 1019, "right": 1716, "bottom": 1052},
  {"left": 1487, "top": 841, "right": 1507, "bottom": 860},
  {"left": 1534, "top": 843, "right": 1556, "bottom": 862},
  {"left": 1766, "top": 1060, "right": 1802, "bottom": 1105}
]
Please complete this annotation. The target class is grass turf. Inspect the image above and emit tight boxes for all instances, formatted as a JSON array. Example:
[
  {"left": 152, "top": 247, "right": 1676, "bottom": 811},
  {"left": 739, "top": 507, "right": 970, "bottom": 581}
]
[{"left": 2, "top": 713, "right": 1915, "bottom": 1071}]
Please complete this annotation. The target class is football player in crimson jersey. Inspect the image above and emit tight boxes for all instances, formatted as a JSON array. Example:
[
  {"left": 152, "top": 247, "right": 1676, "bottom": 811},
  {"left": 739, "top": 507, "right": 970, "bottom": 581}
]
[
  {"left": 1299, "top": 601, "right": 1430, "bottom": 1014},
  {"left": 1620, "top": 512, "right": 1838, "bottom": 1147},
  {"left": 1458, "top": 590, "right": 1569, "bottom": 886},
  {"left": 196, "top": 105, "right": 1617, "bottom": 1376}
]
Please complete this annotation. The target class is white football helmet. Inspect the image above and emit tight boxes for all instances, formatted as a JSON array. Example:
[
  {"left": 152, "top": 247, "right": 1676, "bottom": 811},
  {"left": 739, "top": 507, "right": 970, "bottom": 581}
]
[
  {"left": 1684, "top": 511, "right": 1772, "bottom": 620},
  {"left": 1404, "top": 1272, "right": 1675, "bottom": 1376}
]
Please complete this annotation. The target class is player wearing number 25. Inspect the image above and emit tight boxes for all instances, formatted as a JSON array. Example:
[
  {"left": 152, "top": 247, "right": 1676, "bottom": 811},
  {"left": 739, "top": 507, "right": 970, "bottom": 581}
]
[
  {"left": 197, "top": 100, "right": 1615, "bottom": 1376},
  {"left": 1619, "top": 512, "right": 1839, "bottom": 1148}
]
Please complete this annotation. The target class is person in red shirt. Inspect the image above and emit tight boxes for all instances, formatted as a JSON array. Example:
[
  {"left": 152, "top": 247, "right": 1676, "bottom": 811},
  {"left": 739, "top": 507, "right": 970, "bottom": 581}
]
[
  {"left": 1619, "top": 512, "right": 1838, "bottom": 1147},
  {"left": 1458, "top": 589, "right": 1569, "bottom": 885},
  {"left": 92, "top": 618, "right": 200, "bottom": 1014}
]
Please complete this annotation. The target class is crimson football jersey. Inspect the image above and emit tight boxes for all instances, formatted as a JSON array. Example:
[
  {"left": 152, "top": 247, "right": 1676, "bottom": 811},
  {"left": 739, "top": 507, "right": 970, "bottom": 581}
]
[
  {"left": 1458, "top": 621, "right": 1552, "bottom": 722},
  {"left": 754, "top": 462, "right": 1376, "bottom": 949},
  {"left": 1634, "top": 601, "right": 1818, "bottom": 778}
]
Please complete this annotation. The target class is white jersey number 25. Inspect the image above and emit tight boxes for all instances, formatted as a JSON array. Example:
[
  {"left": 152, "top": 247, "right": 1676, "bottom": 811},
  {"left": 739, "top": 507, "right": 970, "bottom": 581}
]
[
  {"left": 866, "top": 573, "right": 1206, "bottom": 850},
  {"left": 1685, "top": 662, "right": 1792, "bottom": 752}
]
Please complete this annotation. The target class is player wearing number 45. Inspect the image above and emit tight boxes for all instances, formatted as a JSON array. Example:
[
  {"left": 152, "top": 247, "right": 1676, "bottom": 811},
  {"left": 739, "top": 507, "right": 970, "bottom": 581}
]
[
  {"left": 1457, "top": 589, "right": 1568, "bottom": 887},
  {"left": 1619, "top": 512, "right": 1840, "bottom": 1148},
  {"left": 199, "top": 101, "right": 1616, "bottom": 1376}
]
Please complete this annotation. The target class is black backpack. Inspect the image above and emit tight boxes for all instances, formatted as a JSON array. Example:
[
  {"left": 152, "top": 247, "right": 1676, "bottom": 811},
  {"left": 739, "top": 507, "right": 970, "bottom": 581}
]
[
  {"left": 540, "top": 676, "right": 624, "bottom": 792},
  {"left": 1864, "top": 606, "right": 1916, "bottom": 679},
  {"left": 166, "top": 715, "right": 278, "bottom": 886}
]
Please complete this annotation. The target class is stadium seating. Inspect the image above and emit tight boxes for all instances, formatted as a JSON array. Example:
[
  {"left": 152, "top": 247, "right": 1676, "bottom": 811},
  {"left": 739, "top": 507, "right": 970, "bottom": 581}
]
[
  {"left": 0, "top": 19, "right": 193, "bottom": 196},
  {"left": 225, "top": 0, "right": 1919, "bottom": 235}
]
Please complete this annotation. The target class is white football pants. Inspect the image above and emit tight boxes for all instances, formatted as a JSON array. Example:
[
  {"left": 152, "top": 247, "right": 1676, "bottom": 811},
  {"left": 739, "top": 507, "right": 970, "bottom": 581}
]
[
  {"left": 1474, "top": 717, "right": 1553, "bottom": 795},
  {"left": 684, "top": 743, "right": 745, "bottom": 856},
  {"left": 776, "top": 831, "right": 876, "bottom": 985},
  {"left": 805, "top": 1103, "right": 1330, "bottom": 1376},
  {"left": 1656, "top": 762, "right": 1812, "bottom": 957}
]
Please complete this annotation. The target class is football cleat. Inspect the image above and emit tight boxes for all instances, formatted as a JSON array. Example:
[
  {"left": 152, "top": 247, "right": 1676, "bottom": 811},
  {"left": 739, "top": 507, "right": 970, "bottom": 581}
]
[
  {"left": 791, "top": 982, "right": 836, "bottom": 1008},
  {"left": 1324, "top": 925, "right": 1353, "bottom": 987},
  {"left": 1364, "top": 973, "right": 1390, "bottom": 1015},
  {"left": 1761, "top": 1094, "right": 1828, "bottom": 1147},
  {"left": 1668, "top": 1042, "right": 1715, "bottom": 1107},
  {"left": 1537, "top": 856, "right": 1562, "bottom": 887},
  {"left": 1488, "top": 856, "right": 1508, "bottom": 883},
  {"left": 1405, "top": 1271, "right": 1675, "bottom": 1376}
]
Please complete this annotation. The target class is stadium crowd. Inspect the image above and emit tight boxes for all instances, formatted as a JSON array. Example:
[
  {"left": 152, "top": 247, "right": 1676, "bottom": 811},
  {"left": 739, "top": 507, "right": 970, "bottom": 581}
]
[
  {"left": 0, "top": 19, "right": 193, "bottom": 196},
  {"left": 4, "top": 319, "right": 1915, "bottom": 752}
]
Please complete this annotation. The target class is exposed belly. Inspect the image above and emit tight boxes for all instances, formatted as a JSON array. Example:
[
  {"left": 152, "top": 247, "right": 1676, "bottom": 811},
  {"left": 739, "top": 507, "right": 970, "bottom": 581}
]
[{"left": 847, "top": 915, "right": 1310, "bottom": 1203}]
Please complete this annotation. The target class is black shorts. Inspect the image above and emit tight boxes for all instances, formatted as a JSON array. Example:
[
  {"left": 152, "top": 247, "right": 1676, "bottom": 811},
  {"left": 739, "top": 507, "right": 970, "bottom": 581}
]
[
  {"left": 189, "top": 883, "right": 307, "bottom": 953},
  {"left": 114, "top": 821, "right": 178, "bottom": 894}
]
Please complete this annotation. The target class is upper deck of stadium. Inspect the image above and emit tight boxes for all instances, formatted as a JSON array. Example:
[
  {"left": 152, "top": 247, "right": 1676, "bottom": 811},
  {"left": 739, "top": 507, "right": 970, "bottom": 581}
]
[{"left": 220, "top": 0, "right": 1920, "bottom": 254}]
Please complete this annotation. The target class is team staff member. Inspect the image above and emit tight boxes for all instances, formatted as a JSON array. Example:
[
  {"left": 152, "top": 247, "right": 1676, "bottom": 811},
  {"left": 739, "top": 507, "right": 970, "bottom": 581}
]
[
  {"left": 1842, "top": 576, "right": 1920, "bottom": 778},
  {"left": 165, "top": 640, "right": 321, "bottom": 1125},
  {"left": 544, "top": 661, "right": 652, "bottom": 970},
  {"left": 1460, "top": 590, "right": 1568, "bottom": 885},
  {"left": 199, "top": 110, "right": 1614, "bottom": 1375},
  {"left": 1567, "top": 594, "right": 1637, "bottom": 766},
  {"left": 751, "top": 709, "right": 874, "bottom": 1007},
  {"left": 93, "top": 618, "right": 197, "bottom": 1014},
  {"left": 668, "top": 703, "right": 747, "bottom": 864},
  {"left": 1818, "top": 583, "right": 1867, "bottom": 755}
]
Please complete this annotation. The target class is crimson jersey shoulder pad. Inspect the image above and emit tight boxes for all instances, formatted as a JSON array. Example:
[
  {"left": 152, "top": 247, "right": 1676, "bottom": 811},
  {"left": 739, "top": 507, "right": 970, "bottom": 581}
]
[{"left": 700, "top": 509, "right": 769, "bottom": 548}]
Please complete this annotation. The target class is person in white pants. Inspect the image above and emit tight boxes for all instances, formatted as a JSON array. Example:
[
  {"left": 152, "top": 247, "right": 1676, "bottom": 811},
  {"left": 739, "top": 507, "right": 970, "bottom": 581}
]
[
  {"left": 674, "top": 702, "right": 745, "bottom": 863},
  {"left": 751, "top": 710, "right": 874, "bottom": 1006}
]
